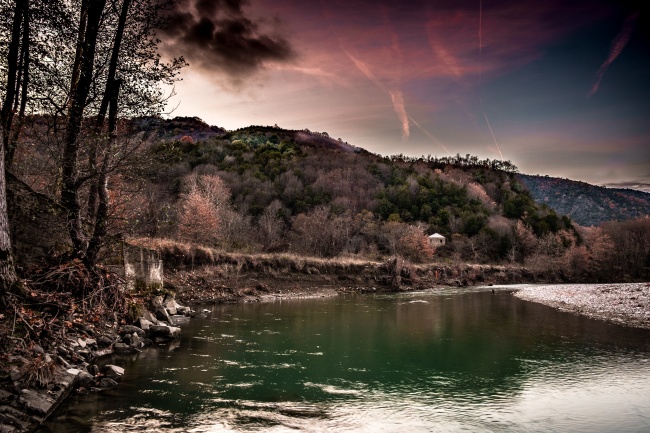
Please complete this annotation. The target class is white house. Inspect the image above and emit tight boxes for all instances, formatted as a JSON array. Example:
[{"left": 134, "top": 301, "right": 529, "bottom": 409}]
[{"left": 428, "top": 233, "right": 446, "bottom": 247}]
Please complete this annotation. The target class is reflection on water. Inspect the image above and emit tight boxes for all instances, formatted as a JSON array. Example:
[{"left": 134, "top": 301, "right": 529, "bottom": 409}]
[{"left": 40, "top": 287, "right": 650, "bottom": 432}]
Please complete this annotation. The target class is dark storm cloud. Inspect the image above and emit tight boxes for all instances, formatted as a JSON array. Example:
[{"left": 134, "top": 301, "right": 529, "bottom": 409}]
[{"left": 159, "top": 0, "right": 295, "bottom": 81}]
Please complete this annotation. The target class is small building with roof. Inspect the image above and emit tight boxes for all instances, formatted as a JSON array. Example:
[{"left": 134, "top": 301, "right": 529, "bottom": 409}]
[{"left": 428, "top": 233, "right": 446, "bottom": 247}]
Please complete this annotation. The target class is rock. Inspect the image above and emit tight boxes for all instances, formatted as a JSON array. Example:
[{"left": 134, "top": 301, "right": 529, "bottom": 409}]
[
  {"left": 9, "top": 368, "right": 22, "bottom": 382},
  {"left": 141, "top": 310, "right": 158, "bottom": 325},
  {"left": 149, "top": 325, "right": 181, "bottom": 341},
  {"left": 169, "top": 315, "right": 190, "bottom": 326},
  {"left": 87, "top": 364, "right": 100, "bottom": 376},
  {"left": 0, "top": 405, "right": 28, "bottom": 432},
  {"left": 151, "top": 296, "right": 172, "bottom": 323},
  {"left": 136, "top": 318, "right": 154, "bottom": 331},
  {"left": 112, "top": 343, "right": 141, "bottom": 354},
  {"left": 163, "top": 296, "right": 178, "bottom": 316},
  {"left": 92, "top": 348, "right": 113, "bottom": 359},
  {"left": 120, "top": 325, "right": 145, "bottom": 337},
  {"left": 76, "top": 371, "right": 94, "bottom": 388},
  {"left": 97, "top": 335, "right": 114, "bottom": 347},
  {"left": 130, "top": 333, "right": 143, "bottom": 349},
  {"left": 56, "top": 356, "right": 71, "bottom": 369},
  {"left": 76, "top": 349, "right": 92, "bottom": 361},
  {"left": 19, "top": 389, "right": 54, "bottom": 416},
  {"left": 101, "top": 365, "right": 125, "bottom": 378},
  {"left": 99, "top": 378, "right": 118, "bottom": 388},
  {"left": 0, "top": 424, "right": 17, "bottom": 433}
]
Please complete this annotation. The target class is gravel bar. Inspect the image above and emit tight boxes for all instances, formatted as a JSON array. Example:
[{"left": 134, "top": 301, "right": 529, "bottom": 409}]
[{"left": 514, "top": 282, "right": 650, "bottom": 329}]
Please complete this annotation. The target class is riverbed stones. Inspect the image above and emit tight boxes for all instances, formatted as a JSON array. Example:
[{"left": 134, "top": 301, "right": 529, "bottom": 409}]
[
  {"left": 0, "top": 291, "right": 197, "bottom": 433},
  {"left": 515, "top": 283, "right": 650, "bottom": 329}
]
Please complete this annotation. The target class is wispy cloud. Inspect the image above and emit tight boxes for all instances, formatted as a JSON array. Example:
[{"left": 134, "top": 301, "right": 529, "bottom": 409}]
[
  {"left": 602, "top": 181, "right": 650, "bottom": 193},
  {"left": 589, "top": 12, "right": 639, "bottom": 97}
]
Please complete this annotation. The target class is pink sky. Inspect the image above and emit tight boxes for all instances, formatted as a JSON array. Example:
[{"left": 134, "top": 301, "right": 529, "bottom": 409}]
[{"left": 161, "top": 0, "right": 650, "bottom": 191}]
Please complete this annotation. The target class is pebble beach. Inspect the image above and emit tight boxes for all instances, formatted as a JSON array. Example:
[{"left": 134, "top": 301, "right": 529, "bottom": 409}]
[{"left": 514, "top": 282, "right": 650, "bottom": 329}]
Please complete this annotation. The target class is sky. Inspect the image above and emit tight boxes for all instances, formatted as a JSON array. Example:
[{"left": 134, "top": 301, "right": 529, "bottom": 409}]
[{"left": 158, "top": 0, "right": 650, "bottom": 191}]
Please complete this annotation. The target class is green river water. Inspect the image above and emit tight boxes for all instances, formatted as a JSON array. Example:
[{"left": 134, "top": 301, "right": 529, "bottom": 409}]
[{"left": 40, "top": 286, "right": 650, "bottom": 432}]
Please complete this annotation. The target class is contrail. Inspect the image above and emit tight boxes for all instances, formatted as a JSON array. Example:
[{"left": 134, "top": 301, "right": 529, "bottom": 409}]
[
  {"left": 390, "top": 90, "right": 410, "bottom": 139},
  {"left": 589, "top": 11, "right": 639, "bottom": 97},
  {"left": 483, "top": 112, "right": 503, "bottom": 160},
  {"left": 478, "top": 0, "right": 503, "bottom": 161},
  {"left": 479, "top": 0, "right": 482, "bottom": 88},
  {"left": 409, "top": 116, "right": 451, "bottom": 155},
  {"left": 345, "top": 51, "right": 410, "bottom": 138}
]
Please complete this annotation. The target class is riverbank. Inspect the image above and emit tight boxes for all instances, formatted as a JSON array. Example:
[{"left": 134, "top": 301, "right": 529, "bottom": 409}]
[
  {"left": 160, "top": 254, "right": 536, "bottom": 305},
  {"left": 514, "top": 283, "right": 650, "bottom": 329},
  {"left": 0, "top": 288, "right": 194, "bottom": 433}
]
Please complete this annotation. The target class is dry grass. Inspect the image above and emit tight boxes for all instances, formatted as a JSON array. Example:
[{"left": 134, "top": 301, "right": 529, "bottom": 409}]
[
  {"left": 127, "top": 237, "right": 382, "bottom": 272},
  {"left": 21, "top": 353, "right": 57, "bottom": 389}
]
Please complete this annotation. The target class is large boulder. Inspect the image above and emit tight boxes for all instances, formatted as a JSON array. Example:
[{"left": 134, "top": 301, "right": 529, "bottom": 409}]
[
  {"left": 151, "top": 296, "right": 171, "bottom": 323},
  {"left": 119, "top": 325, "right": 145, "bottom": 337},
  {"left": 19, "top": 390, "right": 54, "bottom": 416},
  {"left": 169, "top": 315, "right": 190, "bottom": 326},
  {"left": 149, "top": 325, "right": 181, "bottom": 341},
  {"left": 163, "top": 295, "right": 178, "bottom": 315},
  {"left": 101, "top": 365, "right": 125, "bottom": 378}
]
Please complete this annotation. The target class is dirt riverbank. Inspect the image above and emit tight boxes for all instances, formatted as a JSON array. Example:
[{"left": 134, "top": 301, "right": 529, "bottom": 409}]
[{"left": 162, "top": 255, "right": 536, "bottom": 305}]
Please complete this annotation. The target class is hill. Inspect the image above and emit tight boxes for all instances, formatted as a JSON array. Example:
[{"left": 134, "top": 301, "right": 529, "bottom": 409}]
[
  {"left": 517, "top": 174, "right": 650, "bottom": 226},
  {"left": 10, "top": 115, "right": 649, "bottom": 281}
]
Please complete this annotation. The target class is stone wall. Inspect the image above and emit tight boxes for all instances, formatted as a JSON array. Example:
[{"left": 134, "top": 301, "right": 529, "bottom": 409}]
[{"left": 121, "top": 244, "right": 164, "bottom": 290}]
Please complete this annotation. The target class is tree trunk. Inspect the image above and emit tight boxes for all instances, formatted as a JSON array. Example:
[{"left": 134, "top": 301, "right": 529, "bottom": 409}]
[
  {"left": 96, "top": 0, "right": 131, "bottom": 131},
  {"left": 88, "top": 0, "right": 132, "bottom": 222},
  {"left": 7, "top": 0, "right": 30, "bottom": 167},
  {"left": 1, "top": 0, "right": 27, "bottom": 162},
  {"left": 67, "top": 0, "right": 89, "bottom": 111},
  {"left": 0, "top": 130, "right": 17, "bottom": 298},
  {"left": 61, "top": 0, "right": 107, "bottom": 259},
  {"left": 86, "top": 78, "right": 122, "bottom": 264}
]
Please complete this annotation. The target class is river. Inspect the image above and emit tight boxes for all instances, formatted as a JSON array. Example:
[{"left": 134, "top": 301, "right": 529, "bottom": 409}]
[{"left": 39, "top": 287, "right": 650, "bottom": 432}]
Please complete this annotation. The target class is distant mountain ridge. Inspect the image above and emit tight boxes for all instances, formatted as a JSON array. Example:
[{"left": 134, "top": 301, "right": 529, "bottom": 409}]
[{"left": 517, "top": 174, "right": 650, "bottom": 226}]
